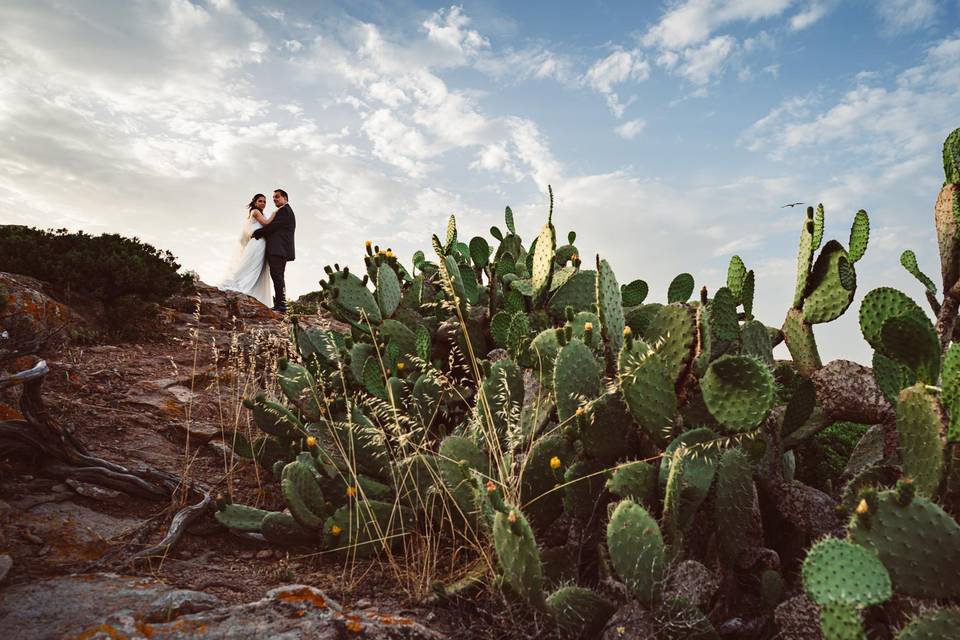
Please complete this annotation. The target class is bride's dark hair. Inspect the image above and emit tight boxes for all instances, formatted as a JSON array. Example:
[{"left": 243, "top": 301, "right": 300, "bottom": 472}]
[{"left": 247, "top": 193, "right": 266, "bottom": 212}]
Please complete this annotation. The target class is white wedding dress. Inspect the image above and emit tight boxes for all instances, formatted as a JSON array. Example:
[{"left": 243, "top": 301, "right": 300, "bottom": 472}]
[{"left": 218, "top": 210, "right": 273, "bottom": 307}]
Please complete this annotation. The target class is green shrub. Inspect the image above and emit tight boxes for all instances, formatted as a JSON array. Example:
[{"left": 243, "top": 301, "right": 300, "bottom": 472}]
[
  {"left": 795, "top": 421, "right": 869, "bottom": 492},
  {"left": 0, "top": 225, "right": 192, "bottom": 336}
]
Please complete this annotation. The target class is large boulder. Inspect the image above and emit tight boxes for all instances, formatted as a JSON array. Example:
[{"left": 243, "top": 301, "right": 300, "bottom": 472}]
[{"left": 0, "top": 574, "right": 442, "bottom": 640}]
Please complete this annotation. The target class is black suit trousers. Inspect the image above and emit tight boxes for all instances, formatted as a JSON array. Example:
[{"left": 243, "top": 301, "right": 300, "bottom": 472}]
[{"left": 267, "top": 254, "right": 288, "bottom": 309}]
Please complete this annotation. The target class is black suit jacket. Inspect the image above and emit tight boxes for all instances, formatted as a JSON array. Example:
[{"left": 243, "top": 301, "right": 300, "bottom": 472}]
[{"left": 253, "top": 203, "right": 296, "bottom": 261}]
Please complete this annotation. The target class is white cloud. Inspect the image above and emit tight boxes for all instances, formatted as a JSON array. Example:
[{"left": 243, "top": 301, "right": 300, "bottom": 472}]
[
  {"left": 740, "top": 34, "right": 960, "bottom": 162},
  {"left": 474, "top": 46, "right": 578, "bottom": 86},
  {"left": 874, "top": 0, "right": 940, "bottom": 34},
  {"left": 583, "top": 48, "right": 650, "bottom": 116},
  {"left": 675, "top": 35, "right": 737, "bottom": 84},
  {"left": 789, "top": 1, "right": 832, "bottom": 31},
  {"left": 642, "top": 0, "right": 796, "bottom": 50},
  {"left": 615, "top": 118, "right": 647, "bottom": 140},
  {"left": 422, "top": 5, "right": 489, "bottom": 59}
]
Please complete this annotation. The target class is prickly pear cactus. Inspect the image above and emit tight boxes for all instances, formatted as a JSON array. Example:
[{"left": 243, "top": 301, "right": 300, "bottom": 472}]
[
  {"left": 606, "top": 499, "right": 665, "bottom": 606},
  {"left": 895, "top": 383, "right": 944, "bottom": 496},
  {"left": 714, "top": 448, "right": 762, "bottom": 566},
  {"left": 596, "top": 257, "right": 625, "bottom": 355},
  {"left": 493, "top": 507, "right": 546, "bottom": 609},
  {"left": 849, "top": 489, "right": 960, "bottom": 599},
  {"left": 700, "top": 355, "right": 775, "bottom": 432},
  {"left": 554, "top": 339, "right": 602, "bottom": 423},
  {"left": 546, "top": 586, "right": 616, "bottom": 640},
  {"left": 896, "top": 609, "right": 960, "bottom": 640}
]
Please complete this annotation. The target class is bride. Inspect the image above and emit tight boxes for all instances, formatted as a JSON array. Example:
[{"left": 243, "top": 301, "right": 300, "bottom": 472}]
[{"left": 218, "top": 193, "right": 274, "bottom": 306}]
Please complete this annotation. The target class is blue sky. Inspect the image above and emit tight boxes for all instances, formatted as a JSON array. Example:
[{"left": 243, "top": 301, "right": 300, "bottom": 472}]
[{"left": 2, "top": 0, "right": 959, "bottom": 363}]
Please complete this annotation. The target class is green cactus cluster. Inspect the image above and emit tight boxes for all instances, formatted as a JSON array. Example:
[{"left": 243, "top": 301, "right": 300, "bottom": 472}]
[{"left": 210, "top": 130, "right": 960, "bottom": 640}]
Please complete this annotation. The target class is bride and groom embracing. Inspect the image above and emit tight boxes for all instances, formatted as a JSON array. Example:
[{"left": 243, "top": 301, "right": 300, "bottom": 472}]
[{"left": 219, "top": 189, "right": 296, "bottom": 313}]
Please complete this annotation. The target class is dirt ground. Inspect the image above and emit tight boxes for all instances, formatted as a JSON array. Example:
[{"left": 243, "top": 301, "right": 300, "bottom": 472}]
[{"left": 0, "top": 283, "right": 546, "bottom": 639}]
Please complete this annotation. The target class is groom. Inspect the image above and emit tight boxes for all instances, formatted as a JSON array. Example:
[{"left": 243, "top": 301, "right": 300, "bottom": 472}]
[{"left": 252, "top": 188, "right": 296, "bottom": 313}]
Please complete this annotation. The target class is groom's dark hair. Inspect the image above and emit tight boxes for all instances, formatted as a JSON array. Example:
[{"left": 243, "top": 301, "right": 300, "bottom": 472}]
[{"left": 274, "top": 188, "right": 289, "bottom": 200}]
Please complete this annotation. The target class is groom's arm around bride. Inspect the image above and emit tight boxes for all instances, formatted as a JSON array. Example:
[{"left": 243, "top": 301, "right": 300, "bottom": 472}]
[{"left": 253, "top": 189, "right": 296, "bottom": 312}]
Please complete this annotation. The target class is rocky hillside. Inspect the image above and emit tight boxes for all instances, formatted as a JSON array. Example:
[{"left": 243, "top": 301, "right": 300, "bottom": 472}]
[{"left": 0, "top": 273, "right": 473, "bottom": 639}]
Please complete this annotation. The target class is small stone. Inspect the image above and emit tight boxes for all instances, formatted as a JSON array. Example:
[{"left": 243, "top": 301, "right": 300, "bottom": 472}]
[
  {"left": 256, "top": 550, "right": 273, "bottom": 559},
  {"left": 144, "top": 589, "right": 222, "bottom": 623},
  {"left": 65, "top": 479, "right": 123, "bottom": 502},
  {"left": 240, "top": 550, "right": 255, "bottom": 560}
]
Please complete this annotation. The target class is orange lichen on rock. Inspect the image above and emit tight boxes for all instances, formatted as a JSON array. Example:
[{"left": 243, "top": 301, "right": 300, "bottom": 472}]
[
  {"left": 275, "top": 587, "right": 327, "bottom": 609},
  {"left": 70, "top": 623, "right": 127, "bottom": 640}
]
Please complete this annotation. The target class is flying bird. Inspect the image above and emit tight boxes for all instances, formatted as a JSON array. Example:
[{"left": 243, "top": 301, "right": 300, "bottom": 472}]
[{"left": 781, "top": 202, "right": 805, "bottom": 208}]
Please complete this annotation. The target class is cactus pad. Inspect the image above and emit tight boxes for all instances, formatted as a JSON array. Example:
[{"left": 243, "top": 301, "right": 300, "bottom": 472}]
[
  {"left": 727, "top": 255, "right": 747, "bottom": 303},
  {"left": 246, "top": 396, "right": 302, "bottom": 439},
  {"left": 700, "top": 355, "right": 775, "bottom": 432},
  {"left": 277, "top": 360, "right": 322, "bottom": 421},
  {"left": 520, "top": 434, "right": 571, "bottom": 530},
  {"left": 493, "top": 508, "right": 546, "bottom": 608},
  {"left": 715, "top": 448, "right": 761, "bottom": 566},
  {"left": 605, "top": 460, "right": 656, "bottom": 505},
  {"left": 562, "top": 460, "right": 606, "bottom": 521},
  {"left": 900, "top": 249, "right": 936, "bottom": 293},
  {"left": 621, "top": 279, "right": 649, "bottom": 307},
  {"left": 793, "top": 207, "right": 817, "bottom": 308},
  {"left": 618, "top": 340, "right": 677, "bottom": 447},
  {"left": 376, "top": 262, "right": 401, "bottom": 318},
  {"left": 740, "top": 319, "right": 774, "bottom": 368},
  {"left": 532, "top": 219, "right": 556, "bottom": 299},
  {"left": 942, "top": 343, "right": 960, "bottom": 442},
  {"left": 667, "top": 273, "right": 695, "bottom": 304},
  {"left": 548, "top": 270, "right": 597, "bottom": 320},
  {"left": 329, "top": 268, "right": 381, "bottom": 324},
  {"left": 848, "top": 210, "right": 870, "bottom": 264},
  {"left": 281, "top": 459, "right": 329, "bottom": 529},
  {"left": 261, "top": 511, "right": 316, "bottom": 546},
  {"left": 782, "top": 309, "right": 822, "bottom": 376},
  {"left": 645, "top": 303, "right": 697, "bottom": 383},
  {"left": 803, "top": 240, "right": 855, "bottom": 324},
  {"left": 880, "top": 314, "right": 940, "bottom": 384},
  {"left": 802, "top": 537, "right": 891, "bottom": 606},
  {"left": 897, "top": 609, "right": 960, "bottom": 640},
  {"left": 606, "top": 499, "right": 665, "bottom": 605},
  {"left": 596, "top": 257, "right": 625, "bottom": 354},
  {"left": 818, "top": 603, "right": 867, "bottom": 640},
  {"left": 546, "top": 586, "right": 616, "bottom": 639},
  {"left": 554, "top": 339, "right": 602, "bottom": 423},
  {"left": 215, "top": 504, "right": 271, "bottom": 532},
  {"left": 858, "top": 287, "right": 929, "bottom": 352},
  {"left": 849, "top": 491, "right": 960, "bottom": 599},
  {"left": 710, "top": 287, "right": 740, "bottom": 343},
  {"left": 895, "top": 384, "right": 944, "bottom": 496},
  {"left": 658, "top": 428, "right": 720, "bottom": 531}
]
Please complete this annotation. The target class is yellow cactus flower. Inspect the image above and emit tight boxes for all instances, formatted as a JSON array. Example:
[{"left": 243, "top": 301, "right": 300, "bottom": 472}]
[
  {"left": 583, "top": 322, "right": 593, "bottom": 331},
  {"left": 507, "top": 510, "right": 517, "bottom": 524},
  {"left": 575, "top": 406, "right": 585, "bottom": 416},
  {"left": 623, "top": 326, "right": 632, "bottom": 336},
  {"left": 364, "top": 240, "right": 372, "bottom": 248},
  {"left": 856, "top": 499, "right": 869, "bottom": 515},
  {"left": 346, "top": 486, "right": 356, "bottom": 498},
  {"left": 396, "top": 361, "right": 405, "bottom": 371},
  {"left": 330, "top": 524, "right": 343, "bottom": 536},
  {"left": 385, "top": 249, "right": 394, "bottom": 258},
  {"left": 550, "top": 456, "right": 561, "bottom": 470}
]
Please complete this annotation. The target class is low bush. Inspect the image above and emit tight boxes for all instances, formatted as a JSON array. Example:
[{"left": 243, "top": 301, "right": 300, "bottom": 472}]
[{"left": 0, "top": 226, "right": 193, "bottom": 337}]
